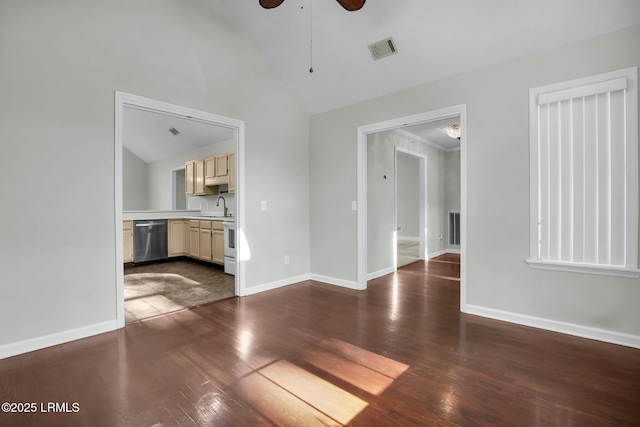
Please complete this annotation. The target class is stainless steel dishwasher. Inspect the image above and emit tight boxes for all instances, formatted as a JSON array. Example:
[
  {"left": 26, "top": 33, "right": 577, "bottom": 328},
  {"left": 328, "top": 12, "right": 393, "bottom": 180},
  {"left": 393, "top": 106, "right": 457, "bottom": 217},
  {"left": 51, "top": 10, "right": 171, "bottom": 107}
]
[{"left": 133, "top": 220, "right": 168, "bottom": 263}]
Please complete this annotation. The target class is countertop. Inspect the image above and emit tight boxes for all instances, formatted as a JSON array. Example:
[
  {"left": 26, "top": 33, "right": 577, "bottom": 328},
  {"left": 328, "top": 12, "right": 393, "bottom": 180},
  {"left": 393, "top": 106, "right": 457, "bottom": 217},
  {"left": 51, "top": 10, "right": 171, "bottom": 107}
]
[{"left": 123, "top": 210, "right": 235, "bottom": 222}]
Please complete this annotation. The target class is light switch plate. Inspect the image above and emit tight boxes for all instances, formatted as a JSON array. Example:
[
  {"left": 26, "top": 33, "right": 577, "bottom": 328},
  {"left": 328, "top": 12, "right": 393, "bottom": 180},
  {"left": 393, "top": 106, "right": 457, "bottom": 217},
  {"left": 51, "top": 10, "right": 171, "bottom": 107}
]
[{"left": 261, "top": 201, "right": 267, "bottom": 211}]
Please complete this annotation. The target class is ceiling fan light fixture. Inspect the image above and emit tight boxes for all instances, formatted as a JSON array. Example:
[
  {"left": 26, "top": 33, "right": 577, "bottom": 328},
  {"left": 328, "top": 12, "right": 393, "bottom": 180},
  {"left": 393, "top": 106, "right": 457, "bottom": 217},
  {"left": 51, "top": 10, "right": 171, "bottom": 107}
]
[
  {"left": 445, "top": 124, "right": 461, "bottom": 140},
  {"left": 259, "top": 0, "right": 365, "bottom": 11}
]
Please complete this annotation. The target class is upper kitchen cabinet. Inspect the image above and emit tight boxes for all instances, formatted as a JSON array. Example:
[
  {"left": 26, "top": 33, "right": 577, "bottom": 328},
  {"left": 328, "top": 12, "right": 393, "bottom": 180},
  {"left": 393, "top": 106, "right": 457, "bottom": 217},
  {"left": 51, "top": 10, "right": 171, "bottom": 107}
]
[
  {"left": 228, "top": 153, "right": 235, "bottom": 194},
  {"left": 186, "top": 159, "right": 217, "bottom": 196},
  {"left": 204, "top": 154, "right": 229, "bottom": 186}
]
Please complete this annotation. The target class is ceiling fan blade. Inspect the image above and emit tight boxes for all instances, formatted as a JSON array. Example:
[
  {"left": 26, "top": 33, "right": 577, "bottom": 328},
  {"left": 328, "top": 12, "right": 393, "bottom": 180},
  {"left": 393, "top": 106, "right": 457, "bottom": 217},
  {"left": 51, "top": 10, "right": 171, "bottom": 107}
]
[
  {"left": 259, "top": 0, "right": 285, "bottom": 9},
  {"left": 336, "top": 0, "right": 365, "bottom": 11}
]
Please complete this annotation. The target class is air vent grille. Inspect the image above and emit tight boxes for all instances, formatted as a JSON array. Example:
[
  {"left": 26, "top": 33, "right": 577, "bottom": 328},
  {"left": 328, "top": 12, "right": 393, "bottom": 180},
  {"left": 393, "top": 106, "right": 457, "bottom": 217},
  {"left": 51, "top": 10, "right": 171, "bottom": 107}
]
[{"left": 368, "top": 37, "right": 398, "bottom": 61}]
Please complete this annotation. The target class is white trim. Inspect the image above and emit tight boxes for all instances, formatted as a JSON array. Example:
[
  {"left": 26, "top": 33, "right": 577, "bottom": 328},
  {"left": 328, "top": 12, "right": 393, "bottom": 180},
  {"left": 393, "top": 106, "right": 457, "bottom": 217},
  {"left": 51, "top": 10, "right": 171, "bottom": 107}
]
[
  {"left": 397, "top": 236, "right": 420, "bottom": 242},
  {"left": 428, "top": 249, "right": 447, "bottom": 259},
  {"left": 427, "top": 249, "right": 461, "bottom": 258},
  {"left": 526, "top": 259, "right": 640, "bottom": 278},
  {"left": 243, "top": 274, "right": 311, "bottom": 296},
  {"left": 0, "top": 320, "right": 118, "bottom": 360},
  {"left": 367, "top": 266, "right": 396, "bottom": 281},
  {"left": 357, "top": 105, "right": 468, "bottom": 312},
  {"left": 310, "top": 274, "right": 360, "bottom": 290},
  {"left": 115, "top": 91, "right": 246, "bottom": 325},
  {"left": 537, "top": 76, "right": 627, "bottom": 105},
  {"left": 465, "top": 304, "right": 640, "bottom": 349}
]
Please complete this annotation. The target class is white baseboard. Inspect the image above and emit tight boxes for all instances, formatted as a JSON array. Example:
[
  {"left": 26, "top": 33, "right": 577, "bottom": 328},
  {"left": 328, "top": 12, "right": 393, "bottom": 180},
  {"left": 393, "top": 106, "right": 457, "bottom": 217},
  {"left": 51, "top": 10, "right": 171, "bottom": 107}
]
[
  {"left": 465, "top": 304, "right": 640, "bottom": 349},
  {"left": 428, "top": 249, "right": 460, "bottom": 258},
  {"left": 309, "top": 274, "right": 360, "bottom": 290},
  {"left": 0, "top": 320, "right": 119, "bottom": 360},
  {"left": 398, "top": 236, "right": 420, "bottom": 242},
  {"left": 428, "top": 249, "right": 447, "bottom": 259},
  {"left": 243, "top": 273, "right": 311, "bottom": 296},
  {"left": 367, "top": 266, "right": 396, "bottom": 281}
]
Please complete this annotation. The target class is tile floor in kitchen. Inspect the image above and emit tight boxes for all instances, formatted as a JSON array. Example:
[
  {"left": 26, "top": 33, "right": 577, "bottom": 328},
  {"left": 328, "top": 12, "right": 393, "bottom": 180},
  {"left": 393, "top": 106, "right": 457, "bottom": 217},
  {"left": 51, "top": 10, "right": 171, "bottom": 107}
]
[{"left": 124, "top": 259, "right": 235, "bottom": 323}]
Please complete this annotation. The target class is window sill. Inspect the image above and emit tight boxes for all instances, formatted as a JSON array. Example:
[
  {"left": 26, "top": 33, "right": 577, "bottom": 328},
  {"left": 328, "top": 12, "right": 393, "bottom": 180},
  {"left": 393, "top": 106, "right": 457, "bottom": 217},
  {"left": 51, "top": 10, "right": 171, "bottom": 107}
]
[{"left": 526, "top": 259, "right": 640, "bottom": 278}]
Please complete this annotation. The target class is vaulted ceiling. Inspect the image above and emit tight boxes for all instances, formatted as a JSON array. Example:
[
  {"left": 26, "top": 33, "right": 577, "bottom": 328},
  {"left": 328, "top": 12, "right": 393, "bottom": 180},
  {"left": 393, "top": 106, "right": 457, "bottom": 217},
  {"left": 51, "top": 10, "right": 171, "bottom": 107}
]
[{"left": 220, "top": 0, "right": 640, "bottom": 115}]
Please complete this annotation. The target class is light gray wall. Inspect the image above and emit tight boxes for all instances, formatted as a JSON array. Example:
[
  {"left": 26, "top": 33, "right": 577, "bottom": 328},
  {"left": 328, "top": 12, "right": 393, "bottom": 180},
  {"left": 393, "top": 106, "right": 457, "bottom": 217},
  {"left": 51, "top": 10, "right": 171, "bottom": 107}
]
[
  {"left": 310, "top": 25, "right": 640, "bottom": 336},
  {"left": 396, "top": 151, "right": 420, "bottom": 239},
  {"left": 122, "top": 147, "right": 149, "bottom": 210},
  {"left": 366, "top": 130, "right": 449, "bottom": 274},
  {"left": 0, "top": 0, "right": 310, "bottom": 348}
]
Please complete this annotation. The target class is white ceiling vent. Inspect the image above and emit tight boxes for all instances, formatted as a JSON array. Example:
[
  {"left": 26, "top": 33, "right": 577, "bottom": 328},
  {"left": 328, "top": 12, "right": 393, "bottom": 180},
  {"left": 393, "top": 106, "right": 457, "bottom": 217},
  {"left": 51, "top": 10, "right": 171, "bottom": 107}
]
[{"left": 368, "top": 37, "right": 398, "bottom": 61}]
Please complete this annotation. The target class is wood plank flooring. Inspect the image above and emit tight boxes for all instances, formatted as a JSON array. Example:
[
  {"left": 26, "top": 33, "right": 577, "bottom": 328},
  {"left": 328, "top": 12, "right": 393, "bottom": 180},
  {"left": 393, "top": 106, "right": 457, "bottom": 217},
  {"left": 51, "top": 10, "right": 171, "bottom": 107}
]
[{"left": 1, "top": 254, "right": 639, "bottom": 426}]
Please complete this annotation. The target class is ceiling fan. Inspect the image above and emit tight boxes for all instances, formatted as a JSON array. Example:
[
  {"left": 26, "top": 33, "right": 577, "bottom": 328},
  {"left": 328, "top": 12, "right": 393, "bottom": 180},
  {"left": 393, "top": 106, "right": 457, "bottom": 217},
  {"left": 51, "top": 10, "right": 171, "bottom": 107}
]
[{"left": 259, "top": 0, "right": 365, "bottom": 11}]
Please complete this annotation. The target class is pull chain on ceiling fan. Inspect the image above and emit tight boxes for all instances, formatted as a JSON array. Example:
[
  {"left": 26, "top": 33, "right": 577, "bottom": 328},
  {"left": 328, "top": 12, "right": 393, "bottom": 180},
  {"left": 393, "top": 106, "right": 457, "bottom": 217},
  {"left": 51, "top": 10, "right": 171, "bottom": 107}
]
[
  {"left": 260, "top": 0, "right": 366, "bottom": 73},
  {"left": 259, "top": 0, "right": 365, "bottom": 12}
]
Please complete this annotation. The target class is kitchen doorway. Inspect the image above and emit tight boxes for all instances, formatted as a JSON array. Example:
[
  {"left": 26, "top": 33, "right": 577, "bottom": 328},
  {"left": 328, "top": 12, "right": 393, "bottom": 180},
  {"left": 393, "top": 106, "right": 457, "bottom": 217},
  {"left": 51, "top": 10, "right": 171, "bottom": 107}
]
[
  {"left": 114, "top": 92, "right": 246, "bottom": 328},
  {"left": 356, "top": 105, "right": 467, "bottom": 311},
  {"left": 171, "top": 167, "right": 187, "bottom": 211}
]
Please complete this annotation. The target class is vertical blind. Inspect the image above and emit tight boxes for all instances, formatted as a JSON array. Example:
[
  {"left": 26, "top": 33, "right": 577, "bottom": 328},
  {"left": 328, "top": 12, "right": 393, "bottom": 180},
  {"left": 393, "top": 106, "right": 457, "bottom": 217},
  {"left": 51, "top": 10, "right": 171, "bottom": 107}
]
[{"left": 531, "top": 69, "right": 638, "bottom": 269}]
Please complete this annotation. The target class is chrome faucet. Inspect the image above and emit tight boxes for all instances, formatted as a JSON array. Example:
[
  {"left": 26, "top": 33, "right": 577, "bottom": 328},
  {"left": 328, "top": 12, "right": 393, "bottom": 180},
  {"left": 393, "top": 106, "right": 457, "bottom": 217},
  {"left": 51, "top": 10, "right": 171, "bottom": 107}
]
[{"left": 216, "top": 196, "right": 228, "bottom": 217}]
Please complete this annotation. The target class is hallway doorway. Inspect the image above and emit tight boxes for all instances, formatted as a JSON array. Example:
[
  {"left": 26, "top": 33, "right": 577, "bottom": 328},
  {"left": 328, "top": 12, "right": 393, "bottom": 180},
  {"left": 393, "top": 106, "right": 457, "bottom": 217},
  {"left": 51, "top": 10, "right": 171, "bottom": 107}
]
[{"left": 356, "top": 105, "right": 468, "bottom": 311}]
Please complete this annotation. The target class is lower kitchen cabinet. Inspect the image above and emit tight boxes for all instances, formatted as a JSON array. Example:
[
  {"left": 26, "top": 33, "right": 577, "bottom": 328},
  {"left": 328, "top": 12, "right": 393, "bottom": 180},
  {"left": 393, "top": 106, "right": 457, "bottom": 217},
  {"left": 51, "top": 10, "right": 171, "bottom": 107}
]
[
  {"left": 128, "top": 217, "right": 226, "bottom": 267},
  {"left": 189, "top": 220, "right": 200, "bottom": 258},
  {"left": 212, "top": 222, "right": 224, "bottom": 265},
  {"left": 123, "top": 221, "right": 133, "bottom": 263},
  {"left": 168, "top": 219, "right": 187, "bottom": 257},
  {"left": 199, "top": 221, "right": 213, "bottom": 262}
]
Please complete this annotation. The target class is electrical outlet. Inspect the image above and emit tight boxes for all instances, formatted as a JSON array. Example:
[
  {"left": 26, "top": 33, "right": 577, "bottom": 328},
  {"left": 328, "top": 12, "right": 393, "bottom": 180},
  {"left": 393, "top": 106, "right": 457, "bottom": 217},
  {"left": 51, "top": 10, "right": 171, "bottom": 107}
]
[
  {"left": 439, "top": 235, "right": 443, "bottom": 241},
  {"left": 284, "top": 255, "right": 290, "bottom": 265}
]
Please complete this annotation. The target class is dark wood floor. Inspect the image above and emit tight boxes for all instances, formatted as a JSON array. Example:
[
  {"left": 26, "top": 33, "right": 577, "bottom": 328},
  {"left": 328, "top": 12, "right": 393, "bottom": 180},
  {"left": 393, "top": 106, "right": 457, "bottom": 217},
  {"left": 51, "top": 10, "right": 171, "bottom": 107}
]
[{"left": 1, "top": 254, "right": 639, "bottom": 426}]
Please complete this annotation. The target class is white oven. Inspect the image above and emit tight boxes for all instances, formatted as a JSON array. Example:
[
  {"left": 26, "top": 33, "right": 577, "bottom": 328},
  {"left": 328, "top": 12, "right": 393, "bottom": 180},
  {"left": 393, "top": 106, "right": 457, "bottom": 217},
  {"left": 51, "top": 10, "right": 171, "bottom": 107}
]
[{"left": 223, "top": 221, "right": 236, "bottom": 275}]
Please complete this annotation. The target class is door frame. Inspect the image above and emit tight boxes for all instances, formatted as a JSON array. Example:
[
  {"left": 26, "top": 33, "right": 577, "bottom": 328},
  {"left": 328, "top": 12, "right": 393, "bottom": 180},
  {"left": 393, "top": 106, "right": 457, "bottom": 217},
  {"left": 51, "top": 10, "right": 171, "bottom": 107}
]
[
  {"left": 356, "top": 104, "right": 468, "bottom": 312},
  {"left": 114, "top": 91, "right": 246, "bottom": 328}
]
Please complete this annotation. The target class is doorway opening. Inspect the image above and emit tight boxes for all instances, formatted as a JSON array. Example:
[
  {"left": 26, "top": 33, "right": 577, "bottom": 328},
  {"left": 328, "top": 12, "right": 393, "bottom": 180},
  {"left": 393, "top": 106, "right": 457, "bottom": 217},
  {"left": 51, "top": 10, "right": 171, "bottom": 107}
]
[
  {"left": 171, "top": 167, "right": 187, "bottom": 211},
  {"left": 357, "top": 105, "right": 467, "bottom": 311},
  {"left": 115, "top": 92, "right": 246, "bottom": 328},
  {"left": 395, "top": 147, "right": 426, "bottom": 268}
]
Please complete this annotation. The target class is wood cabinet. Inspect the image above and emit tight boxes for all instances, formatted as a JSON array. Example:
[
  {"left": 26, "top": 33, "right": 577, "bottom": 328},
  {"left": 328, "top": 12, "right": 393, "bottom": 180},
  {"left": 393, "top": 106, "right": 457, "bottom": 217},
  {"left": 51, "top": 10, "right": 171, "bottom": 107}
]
[
  {"left": 204, "top": 154, "right": 229, "bottom": 186},
  {"left": 199, "top": 221, "right": 213, "bottom": 262},
  {"left": 168, "top": 219, "right": 187, "bottom": 257},
  {"left": 185, "top": 161, "right": 195, "bottom": 195},
  {"left": 228, "top": 153, "right": 235, "bottom": 194},
  {"left": 189, "top": 152, "right": 234, "bottom": 192},
  {"left": 215, "top": 154, "right": 228, "bottom": 178},
  {"left": 212, "top": 221, "right": 225, "bottom": 265},
  {"left": 126, "top": 217, "right": 226, "bottom": 267},
  {"left": 204, "top": 156, "right": 216, "bottom": 185},
  {"left": 189, "top": 220, "right": 200, "bottom": 258},
  {"left": 186, "top": 160, "right": 217, "bottom": 196},
  {"left": 123, "top": 221, "right": 133, "bottom": 263}
]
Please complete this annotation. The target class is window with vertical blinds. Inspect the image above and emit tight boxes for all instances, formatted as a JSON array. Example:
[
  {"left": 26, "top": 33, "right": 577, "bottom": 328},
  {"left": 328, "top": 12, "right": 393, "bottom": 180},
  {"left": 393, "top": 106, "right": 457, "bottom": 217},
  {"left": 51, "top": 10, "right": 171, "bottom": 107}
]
[{"left": 527, "top": 67, "right": 640, "bottom": 278}]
